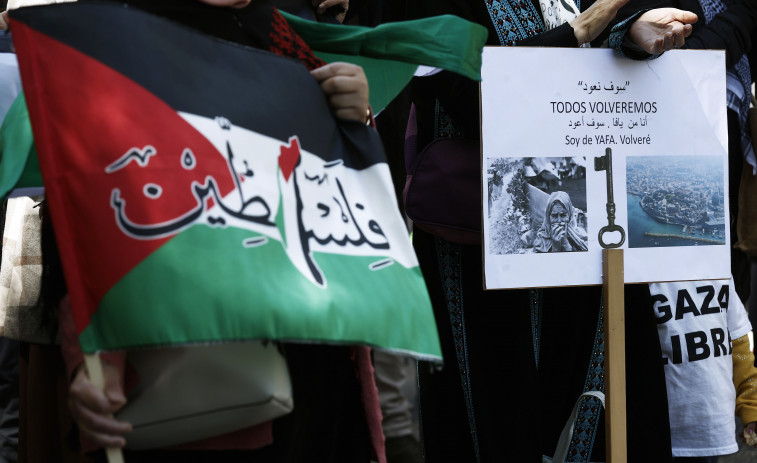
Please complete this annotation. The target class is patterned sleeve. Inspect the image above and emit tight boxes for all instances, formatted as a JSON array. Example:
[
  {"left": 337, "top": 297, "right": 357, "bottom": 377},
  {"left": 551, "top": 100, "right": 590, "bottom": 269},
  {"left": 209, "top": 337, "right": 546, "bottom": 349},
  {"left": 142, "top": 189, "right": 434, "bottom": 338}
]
[{"left": 607, "top": 10, "right": 661, "bottom": 60}]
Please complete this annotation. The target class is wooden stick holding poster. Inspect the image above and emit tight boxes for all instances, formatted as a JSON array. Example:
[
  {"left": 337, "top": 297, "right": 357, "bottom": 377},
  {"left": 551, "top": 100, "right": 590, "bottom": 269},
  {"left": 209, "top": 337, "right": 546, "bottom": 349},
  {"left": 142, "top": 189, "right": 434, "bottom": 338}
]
[
  {"left": 83, "top": 354, "right": 125, "bottom": 463},
  {"left": 603, "top": 249, "right": 626, "bottom": 463},
  {"left": 595, "top": 146, "right": 627, "bottom": 461}
]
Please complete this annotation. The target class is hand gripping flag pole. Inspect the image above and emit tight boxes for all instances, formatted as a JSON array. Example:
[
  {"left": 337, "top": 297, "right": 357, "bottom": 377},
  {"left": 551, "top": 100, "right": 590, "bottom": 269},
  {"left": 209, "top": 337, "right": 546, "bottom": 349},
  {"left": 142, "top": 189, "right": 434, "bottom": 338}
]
[{"left": 83, "top": 354, "right": 125, "bottom": 463}]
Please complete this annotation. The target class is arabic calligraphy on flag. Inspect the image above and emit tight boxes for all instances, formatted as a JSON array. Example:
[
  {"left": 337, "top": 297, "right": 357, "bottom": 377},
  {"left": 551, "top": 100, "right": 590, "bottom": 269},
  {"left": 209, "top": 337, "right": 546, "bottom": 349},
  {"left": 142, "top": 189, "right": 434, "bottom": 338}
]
[{"left": 11, "top": 3, "right": 441, "bottom": 360}]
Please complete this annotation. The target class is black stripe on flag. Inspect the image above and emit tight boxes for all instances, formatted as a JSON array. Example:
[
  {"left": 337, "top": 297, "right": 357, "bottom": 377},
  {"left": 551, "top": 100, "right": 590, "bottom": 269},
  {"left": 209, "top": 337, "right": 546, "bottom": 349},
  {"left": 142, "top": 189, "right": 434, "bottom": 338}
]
[{"left": 10, "top": 2, "right": 386, "bottom": 170}]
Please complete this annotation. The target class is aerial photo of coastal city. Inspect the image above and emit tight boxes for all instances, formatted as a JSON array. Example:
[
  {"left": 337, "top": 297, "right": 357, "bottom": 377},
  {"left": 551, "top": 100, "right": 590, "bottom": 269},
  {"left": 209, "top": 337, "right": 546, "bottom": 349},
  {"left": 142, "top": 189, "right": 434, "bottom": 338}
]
[{"left": 626, "top": 155, "right": 726, "bottom": 248}]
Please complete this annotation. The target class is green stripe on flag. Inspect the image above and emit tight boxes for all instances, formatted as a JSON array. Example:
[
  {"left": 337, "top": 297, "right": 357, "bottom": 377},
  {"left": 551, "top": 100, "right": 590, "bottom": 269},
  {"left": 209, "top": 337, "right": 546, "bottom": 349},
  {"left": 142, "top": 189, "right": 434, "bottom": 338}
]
[
  {"left": 0, "top": 93, "right": 43, "bottom": 198},
  {"left": 282, "top": 12, "right": 488, "bottom": 112},
  {"left": 83, "top": 224, "right": 442, "bottom": 360}
]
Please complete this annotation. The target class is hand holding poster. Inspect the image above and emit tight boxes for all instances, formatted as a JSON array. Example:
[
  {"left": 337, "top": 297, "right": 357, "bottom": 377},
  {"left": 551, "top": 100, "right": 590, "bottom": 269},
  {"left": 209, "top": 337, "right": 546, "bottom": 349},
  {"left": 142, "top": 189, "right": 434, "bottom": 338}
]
[{"left": 482, "top": 47, "right": 729, "bottom": 288}]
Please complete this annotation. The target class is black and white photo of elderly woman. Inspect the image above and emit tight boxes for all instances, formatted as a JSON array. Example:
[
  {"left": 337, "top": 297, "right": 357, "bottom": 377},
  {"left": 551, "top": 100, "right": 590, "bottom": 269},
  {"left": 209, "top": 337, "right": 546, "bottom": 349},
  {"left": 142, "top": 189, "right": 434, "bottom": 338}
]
[{"left": 532, "top": 191, "right": 588, "bottom": 252}]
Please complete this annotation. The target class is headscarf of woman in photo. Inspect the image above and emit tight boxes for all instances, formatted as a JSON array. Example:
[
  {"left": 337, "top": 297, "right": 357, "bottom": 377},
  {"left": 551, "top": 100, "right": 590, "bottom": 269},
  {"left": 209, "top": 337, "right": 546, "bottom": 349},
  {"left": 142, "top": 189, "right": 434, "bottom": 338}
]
[{"left": 533, "top": 190, "right": 588, "bottom": 252}]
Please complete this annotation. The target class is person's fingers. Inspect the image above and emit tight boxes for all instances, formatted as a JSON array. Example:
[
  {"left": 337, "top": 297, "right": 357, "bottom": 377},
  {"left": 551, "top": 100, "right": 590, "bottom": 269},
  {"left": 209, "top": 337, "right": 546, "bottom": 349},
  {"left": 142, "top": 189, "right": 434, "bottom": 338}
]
[
  {"left": 68, "top": 383, "right": 132, "bottom": 448},
  {"left": 313, "top": 0, "right": 328, "bottom": 7},
  {"left": 318, "top": 75, "right": 364, "bottom": 97},
  {"left": 69, "top": 398, "right": 132, "bottom": 438},
  {"left": 68, "top": 385, "right": 132, "bottom": 449},
  {"left": 570, "top": 0, "right": 628, "bottom": 45},
  {"left": 311, "top": 66, "right": 367, "bottom": 104},
  {"left": 68, "top": 362, "right": 132, "bottom": 449},
  {"left": 309, "top": 64, "right": 335, "bottom": 83},
  {"left": 672, "top": 28, "right": 686, "bottom": 48},
  {"left": 668, "top": 8, "right": 698, "bottom": 25},
  {"left": 743, "top": 422, "right": 757, "bottom": 446},
  {"left": 662, "top": 32, "right": 674, "bottom": 52},
  {"left": 70, "top": 368, "right": 114, "bottom": 415},
  {"left": 311, "top": 62, "right": 367, "bottom": 121},
  {"left": 326, "top": 91, "right": 362, "bottom": 109},
  {"left": 0, "top": 11, "right": 9, "bottom": 31},
  {"left": 313, "top": 0, "right": 348, "bottom": 16},
  {"left": 670, "top": 21, "right": 688, "bottom": 46},
  {"left": 648, "top": 37, "right": 662, "bottom": 55},
  {"left": 102, "top": 363, "right": 127, "bottom": 409},
  {"left": 79, "top": 427, "right": 128, "bottom": 449},
  {"left": 326, "top": 91, "right": 365, "bottom": 119},
  {"left": 310, "top": 62, "right": 361, "bottom": 83},
  {"left": 313, "top": 0, "right": 343, "bottom": 9},
  {"left": 76, "top": 413, "right": 129, "bottom": 449}
]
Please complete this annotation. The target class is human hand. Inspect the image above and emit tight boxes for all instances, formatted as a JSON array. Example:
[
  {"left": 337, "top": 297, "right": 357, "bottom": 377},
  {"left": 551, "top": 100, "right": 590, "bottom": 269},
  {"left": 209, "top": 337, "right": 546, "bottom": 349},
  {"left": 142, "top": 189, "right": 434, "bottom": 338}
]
[
  {"left": 68, "top": 361, "right": 132, "bottom": 448},
  {"left": 0, "top": 11, "right": 9, "bottom": 31},
  {"left": 310, "top": 62, "right": 369, "bottom": 123},
  {"left": 569, "top": 0, "right": 630, "bottom": 45},
  {"left": 627, "top": 8, "right": 697, "bottom": 54},
  {"left": 551, "top": 223, "right": 567, "bottom": 247},
  {"left": 744, "top": 422, "right": 757, "bottom": 446},
  {"left": 313, "top": 0, "right": 348, "bottom": 23}
]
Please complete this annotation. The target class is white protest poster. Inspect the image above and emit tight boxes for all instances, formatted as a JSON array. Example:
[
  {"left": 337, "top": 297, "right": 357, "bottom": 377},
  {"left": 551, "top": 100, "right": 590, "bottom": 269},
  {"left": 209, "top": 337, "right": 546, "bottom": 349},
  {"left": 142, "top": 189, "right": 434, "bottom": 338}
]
[{"left": 482, "top": 47, "right": 729, "bottom": 289}]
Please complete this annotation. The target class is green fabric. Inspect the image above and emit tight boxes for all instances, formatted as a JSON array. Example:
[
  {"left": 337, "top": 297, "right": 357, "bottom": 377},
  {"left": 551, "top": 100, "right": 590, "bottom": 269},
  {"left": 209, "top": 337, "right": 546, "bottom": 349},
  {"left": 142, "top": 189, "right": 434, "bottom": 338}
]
[
  {"left": 0, "top": 93, "right": 42, "bottom": 198},
  {"left": 84, "top": 225, "right": 442, "bottom": 360},
  {"left": 282, "top": 11, "right": 488, "bottom": 81}
]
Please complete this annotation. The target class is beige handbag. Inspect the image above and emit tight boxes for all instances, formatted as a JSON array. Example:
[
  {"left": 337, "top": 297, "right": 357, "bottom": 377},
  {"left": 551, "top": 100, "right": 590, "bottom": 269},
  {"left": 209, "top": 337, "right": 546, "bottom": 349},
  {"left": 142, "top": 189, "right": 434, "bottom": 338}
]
[{"left": 116, "top": 340, "right": 293, "bottom": 450}]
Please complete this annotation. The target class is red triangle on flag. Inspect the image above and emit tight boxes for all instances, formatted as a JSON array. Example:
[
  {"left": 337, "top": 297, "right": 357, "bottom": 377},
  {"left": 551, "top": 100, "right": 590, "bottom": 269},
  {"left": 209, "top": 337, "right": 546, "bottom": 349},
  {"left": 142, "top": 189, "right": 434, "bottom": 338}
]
[{"left": 13, "top": 21, "right": 238, "bottom": 334}]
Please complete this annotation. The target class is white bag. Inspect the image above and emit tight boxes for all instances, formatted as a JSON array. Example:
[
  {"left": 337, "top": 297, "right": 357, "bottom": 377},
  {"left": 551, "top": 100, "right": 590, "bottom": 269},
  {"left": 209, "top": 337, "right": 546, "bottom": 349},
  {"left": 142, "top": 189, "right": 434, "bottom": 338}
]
[
  {"left": 116, "top": 340, "right": 293, "bottom": 450},
  {"left": 543, "top": 391, "right": 605, "bottom": 463}
]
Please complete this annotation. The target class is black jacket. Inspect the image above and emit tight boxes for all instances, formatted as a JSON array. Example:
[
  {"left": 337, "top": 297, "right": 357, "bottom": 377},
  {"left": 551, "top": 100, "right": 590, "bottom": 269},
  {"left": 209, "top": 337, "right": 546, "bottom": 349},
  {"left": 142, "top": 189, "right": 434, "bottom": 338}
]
[{"left": 675, "top": 0, "right": 757, "bottom": 69}]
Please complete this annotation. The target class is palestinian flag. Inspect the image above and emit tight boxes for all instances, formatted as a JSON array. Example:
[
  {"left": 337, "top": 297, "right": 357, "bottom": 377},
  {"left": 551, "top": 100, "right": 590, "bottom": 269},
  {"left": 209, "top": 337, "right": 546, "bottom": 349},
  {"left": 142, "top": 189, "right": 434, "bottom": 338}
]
[{"left": 11, "top": 3, "right": 441, "bottom": 360}]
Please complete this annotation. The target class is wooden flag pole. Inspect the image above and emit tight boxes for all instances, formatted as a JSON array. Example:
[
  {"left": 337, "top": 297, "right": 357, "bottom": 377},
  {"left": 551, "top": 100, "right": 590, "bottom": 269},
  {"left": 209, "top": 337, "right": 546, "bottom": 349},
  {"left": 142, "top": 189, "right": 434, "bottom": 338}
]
[
  {"left": 83, "top": 354, "right": 126, "bottom": 463},
  {"left": 603, "top": 248, "right": 626, "bottom": 463}
]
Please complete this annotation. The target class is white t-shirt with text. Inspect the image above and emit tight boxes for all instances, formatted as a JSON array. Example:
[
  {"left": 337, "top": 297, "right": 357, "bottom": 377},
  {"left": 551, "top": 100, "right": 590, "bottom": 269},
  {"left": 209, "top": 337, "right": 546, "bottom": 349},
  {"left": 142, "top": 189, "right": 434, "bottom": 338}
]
[{"left": 649, "top": 279, "right": 751, "bottom": 457}]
